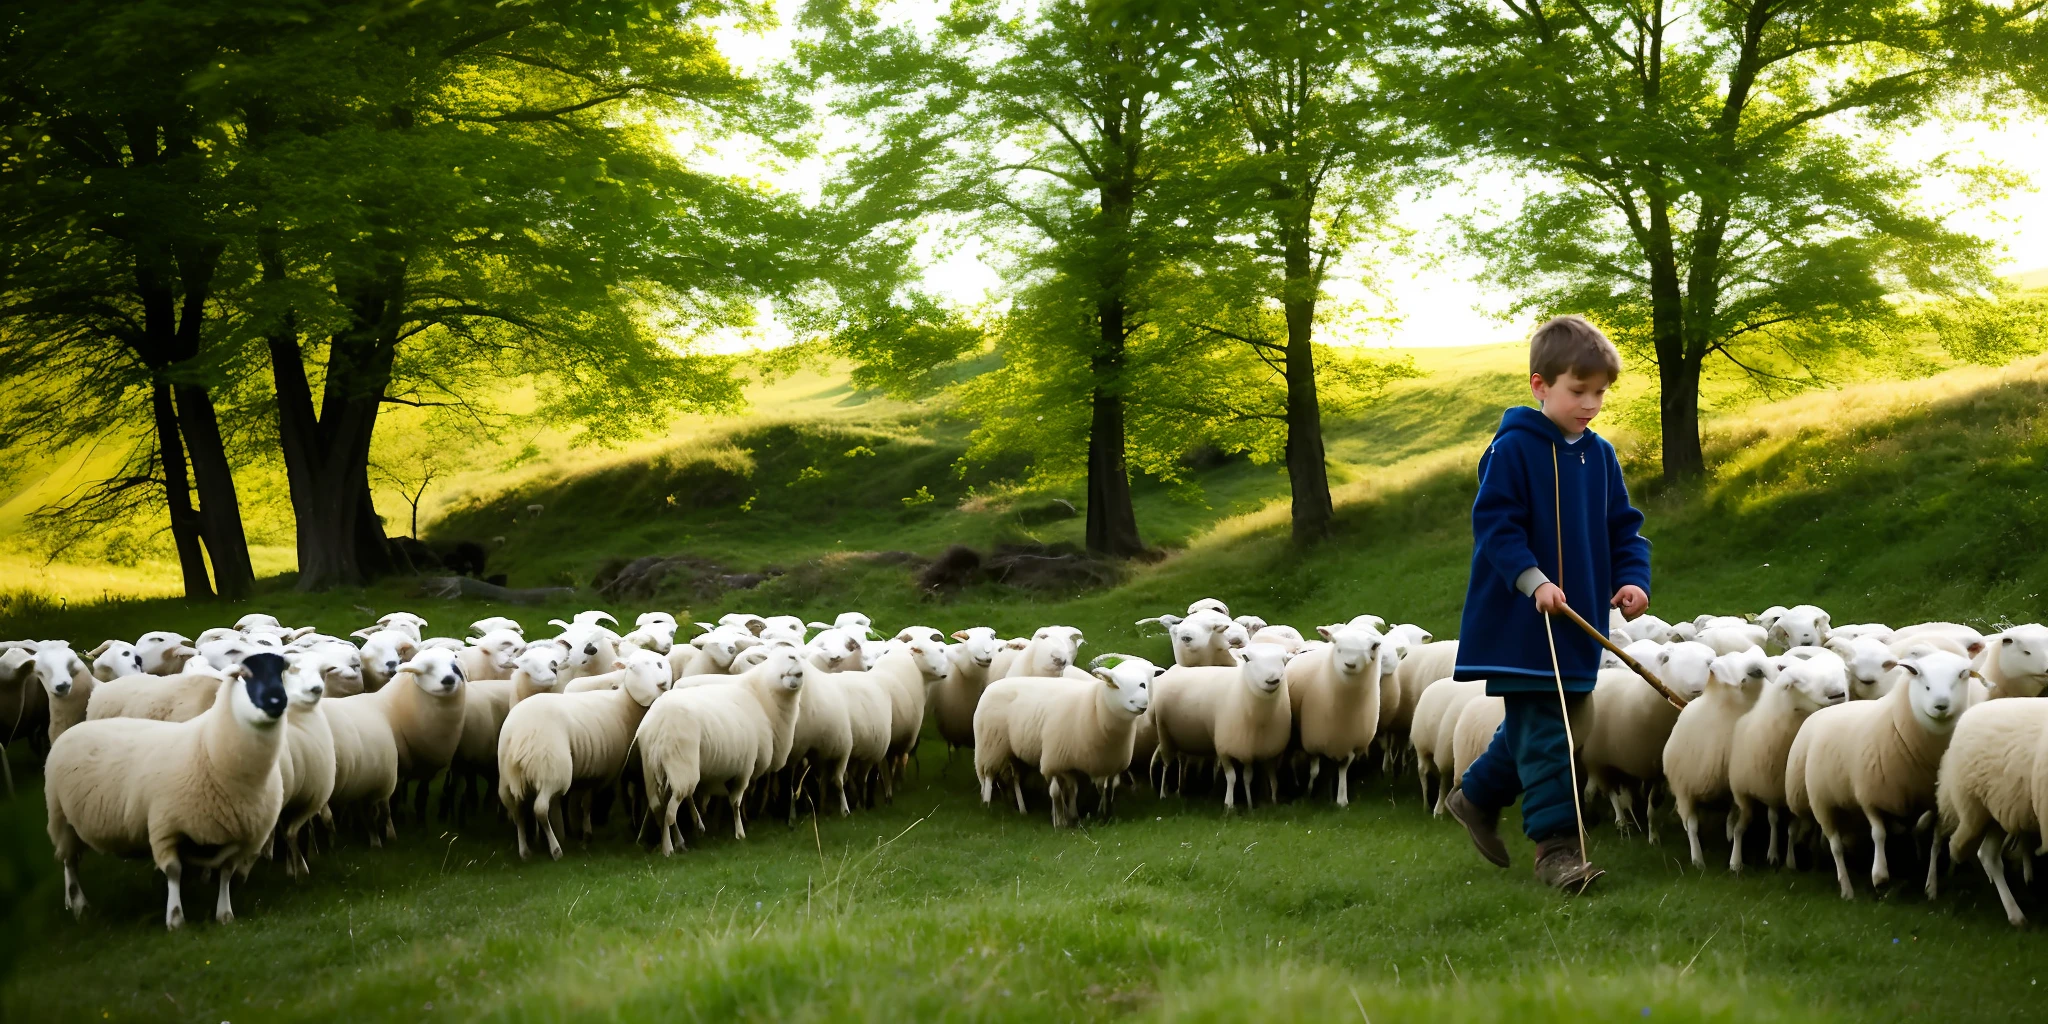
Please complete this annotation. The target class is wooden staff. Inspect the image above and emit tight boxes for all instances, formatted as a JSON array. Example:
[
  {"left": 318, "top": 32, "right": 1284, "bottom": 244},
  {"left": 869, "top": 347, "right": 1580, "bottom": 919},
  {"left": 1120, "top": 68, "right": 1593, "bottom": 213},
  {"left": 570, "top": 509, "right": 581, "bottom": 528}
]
[{"left": 1553, "top": 603, "right": 1689, "bottom": 710}]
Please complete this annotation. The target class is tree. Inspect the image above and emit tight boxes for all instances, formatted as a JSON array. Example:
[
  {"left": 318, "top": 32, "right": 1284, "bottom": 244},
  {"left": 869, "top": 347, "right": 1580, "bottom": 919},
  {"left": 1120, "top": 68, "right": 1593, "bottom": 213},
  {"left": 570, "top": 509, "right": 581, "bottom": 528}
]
[
  {"left": 1391, "top": 1, "right": 2024, "bottom": 482},
  {"left": 1186, "top": 0, "right": 1420, "bottom": 541},
  {"left": 0, "top": 0, "right": 260, "bottom": 599},
  {"left": 802, "top": 0, "right": 1198, "bottom": 557},
  {"left": 224, "top": 0, "right": 803, "bottom": 589}
]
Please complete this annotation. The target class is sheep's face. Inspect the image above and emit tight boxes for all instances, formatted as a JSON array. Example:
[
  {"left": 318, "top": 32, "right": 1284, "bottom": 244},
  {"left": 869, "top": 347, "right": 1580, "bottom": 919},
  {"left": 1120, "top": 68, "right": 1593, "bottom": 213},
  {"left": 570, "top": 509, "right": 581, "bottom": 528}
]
[
  {"left": 1709, "top": 647, "right": 1776, "bottom": 694},
  {"left": 1655, "top": 641, "right": 1719, "bottom": 700},
  {"left": 32, "top": 643, "right": 88, "bottom": 699},
  {"left": 469, "top": 629, "right": 527, "bottom": 675},
  {"left": 1892, "top": 651, "right": 1970, "bottom": 730},
  {"left": 834, "top": 612, "right": 875, "bottom": 638},
  {"left": 470, "top": 616, "right": 524, "bottom": 638},
  {"left": 807, "top": 629, "right": 863, "bottom": 671},
  {"left": 515, "top": 644, "right": 567, "bottom": 690},
  {"left": 637, "top": 611, "right": 679, "bottom": 631},
  {"left": 1621, "top": 638, "right": 1665, "bottom": 666},
  {"left": 1826, "top": 636, "right": 1896, "bottom": 700},
  {"left": 235, "top": 613, "right": 282, "bottom": 631},
  {"left": 1231, "top": 643, "right": 1293, "bottom": 694},
  {"left": 1694, "top": 615, "right": 1745, "bottom": 632},
  {"left": 951, "top": 627, "right": 999, "bottom": 669},
  {"left": 357, "top": 630, "right": 420, "bottom": 685},
  {"left": 200, "top": 638, "right": 260, "bottom": 673},
  {"left": 622, "top": 650, "right": 672, "bottom": 704},
  {"left": 134, "top": 631, "right": 192, "bottom": 672},
  {"left": 760, "top": 648, "right": 807, "bottom": 693},
  {"left": 90, "top": 641, "right": 145, "bottom": 682},
  {"left": 1994, "top": 624, "right": 2048, "bottom": 692},
  {"left": 229, "top": 653, "right": 291, "bottom": 725},
  {"left": 281, "top": 652, "right": 330, "bottom": 708},
  {"left": 1169, "top": 618, "right": 1225, "bottom": 663},
  {"left": 694, "top": 631, "right": 749, "bottom": 669},
  {"left": 1233, "top": 614, "right": 1268, "bottom": 634},
  {"left": 1387, "top": 624, "right": 1433, "bottom": 656},
  {"left": 899, "top": 638, "right": 949, "bottom": 681},
  {"left": 1187, "top": 597, "right": 1230, "bottom": 618},
  {"left": 1769, "top": 605, "right": 1832, "bottom": 650},
  {"left": 1092, "top": 656, "right": 1159, "bottom": 716},
  {"left": 400, "top": 649, "right": 465, "bottom": 697},
  {"left": 1315, "top": 625, "right": 1383, "bottom": 676},
  {"left": 311, "top": 643, "right": 365, "bottom": 696},
  {"left": 1755, "top": 606, "right": 1790, "bottom": 632},
  {"left": 196, "top": 627, "right": 242, "bottom": 647},
  {"left": 1775, "top": 651, "right": 1849, "bottom": 709},
  {"left": 571, "top": 610, "right": 618, "bottom": 629},
  {"left": 1031, "top": 626, "right": 1084, "bottom": 674}
]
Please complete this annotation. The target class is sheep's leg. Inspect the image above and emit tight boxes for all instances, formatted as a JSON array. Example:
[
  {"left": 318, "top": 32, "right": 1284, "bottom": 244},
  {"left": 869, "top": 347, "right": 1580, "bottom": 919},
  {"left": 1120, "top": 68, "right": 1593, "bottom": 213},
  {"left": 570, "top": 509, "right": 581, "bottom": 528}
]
[
  {"left": 1767, "top": 807, "right": 1783, "bottom": 866},
  {"left": 1337, "top": 755, "right": 1354, "bottom": 808},
  {"left": 534, "top": 791, "right": 564, "bottom": 861},
  {"left": 660, "top": 794, "right": 682, "bottom": 857},
  {"left": 1974, "top": 833, "right": 2027, "bottom": 926},
  {"left": 1644, "top": 787, "right": 1660, "bottom": 845},
  {"left": 1728, "top": 799, "right": 1751, "bottom": 874},
  {"left": 1013, "top": 773, "right": 1028, "bottom": 815},
  {"left": 689, "top": 795, "right": 707, "bottom": 833},
  {"left": 215, "top": 863, "right": 236, "bottom": 925},
  {"left": 731, "top": 783, "right": 751, "bottom": 840},
  {"left": 1266, "top": 762, "right": 1278, "bottom": 805},
  {"left": 1417, "top": 751, "right": 1432, "bottom": 807},
  {"left": 833, "top": 759, "right": 851, "bottom": 817},
  {"left": 161, "top": 856, "right": 186, "bottom": 931},
  {"left": 978, "top": 771, "right": 994, "bottom": 807},
  {"left": 1825, "top": 824, "right": 1856, "bottom": 899},
  {"left": 1306, "top": 758, "right": 1322, "bottom": 801},
  {"left": 506, "top": 790, "right": 532, "bottom": 860},
  {"left": 1047, "top": 776, "right": 1066, "bottom": 828},
  {"left": 56, "top": 829, "right": 85, "bottom": 918},
  {"left": 381, "top": 798, "right": 397, "bottom": 844},
  {"left": 1677, "top": 796, "right": 1704, "bottom": 868},
  {"left": 1867, "top": 812, "right": 1892, "bottom": 890},
  {"left": 1222, "top": 760, "right": 1239, "bottom": 812}
]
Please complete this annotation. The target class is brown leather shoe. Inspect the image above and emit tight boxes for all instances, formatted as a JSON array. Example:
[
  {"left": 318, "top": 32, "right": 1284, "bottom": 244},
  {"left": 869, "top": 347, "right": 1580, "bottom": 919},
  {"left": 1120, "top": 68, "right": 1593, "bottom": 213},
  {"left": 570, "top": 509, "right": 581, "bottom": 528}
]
[
  {"left": 1533, "top": 836, "right": 1605, "bottom": 893},
  {"left": 1446, "top": 789, "right": 1510, "bottom": 868}
]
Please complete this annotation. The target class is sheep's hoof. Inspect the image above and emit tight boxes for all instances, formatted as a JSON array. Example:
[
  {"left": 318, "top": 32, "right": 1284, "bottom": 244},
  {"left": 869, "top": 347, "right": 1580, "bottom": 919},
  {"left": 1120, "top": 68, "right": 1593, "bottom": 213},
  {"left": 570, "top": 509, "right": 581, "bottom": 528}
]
[
  {"left": 166, "top": 907, "right": 184, "bottom": 931},
  {"left": 217, "top": 909, "right": 234, "bottom": 925}
]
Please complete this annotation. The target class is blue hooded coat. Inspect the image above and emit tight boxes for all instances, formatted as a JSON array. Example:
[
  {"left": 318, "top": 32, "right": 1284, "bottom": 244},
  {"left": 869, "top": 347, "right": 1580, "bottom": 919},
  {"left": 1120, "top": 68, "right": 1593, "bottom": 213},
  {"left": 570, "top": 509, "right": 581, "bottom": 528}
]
[{"left": 1452, "top": 406, "right": 1651, "bottom": 694}]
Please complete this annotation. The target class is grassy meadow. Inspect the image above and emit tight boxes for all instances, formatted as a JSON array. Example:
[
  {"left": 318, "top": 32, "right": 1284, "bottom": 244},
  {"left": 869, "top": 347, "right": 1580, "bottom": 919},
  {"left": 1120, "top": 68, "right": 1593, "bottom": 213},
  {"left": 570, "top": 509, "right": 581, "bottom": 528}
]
[{"left": 5, "top": 344, "right": 2048, "bottom": 1020}]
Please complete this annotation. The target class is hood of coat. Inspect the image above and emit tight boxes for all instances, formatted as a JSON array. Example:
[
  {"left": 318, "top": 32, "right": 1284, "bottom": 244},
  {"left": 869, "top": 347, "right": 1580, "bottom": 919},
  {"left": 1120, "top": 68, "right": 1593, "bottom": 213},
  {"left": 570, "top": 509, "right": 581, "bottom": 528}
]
[{"left": 1494, "top": 405, "right": 1584, "bottom": 446}]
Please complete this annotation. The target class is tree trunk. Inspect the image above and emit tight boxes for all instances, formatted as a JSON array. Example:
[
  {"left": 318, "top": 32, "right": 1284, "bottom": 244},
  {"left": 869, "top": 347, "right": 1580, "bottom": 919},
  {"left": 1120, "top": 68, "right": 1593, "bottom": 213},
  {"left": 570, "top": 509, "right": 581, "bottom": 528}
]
[
  {"left": 1281, "top": 228, "right": 1332, "bottom": 543},
  {"left": 173, "top": 383, "right": 255, "bottom": 600},
  {"left": 1644, "top": 197, "right": 1706, "bottom": 482},
  {"left": 1085, "top": 296, "right": 1145, "bottom": 558},
  {"left": 150, "top": 380, "right": 214, "bottom": 600}
]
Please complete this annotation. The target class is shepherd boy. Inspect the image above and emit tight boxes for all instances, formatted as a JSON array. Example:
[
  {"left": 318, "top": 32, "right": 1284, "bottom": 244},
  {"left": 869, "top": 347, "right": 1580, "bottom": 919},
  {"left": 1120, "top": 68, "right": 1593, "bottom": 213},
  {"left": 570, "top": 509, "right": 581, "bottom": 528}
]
[{"left": 1444, "top": 314, "right": 1651, "bottom": 891}]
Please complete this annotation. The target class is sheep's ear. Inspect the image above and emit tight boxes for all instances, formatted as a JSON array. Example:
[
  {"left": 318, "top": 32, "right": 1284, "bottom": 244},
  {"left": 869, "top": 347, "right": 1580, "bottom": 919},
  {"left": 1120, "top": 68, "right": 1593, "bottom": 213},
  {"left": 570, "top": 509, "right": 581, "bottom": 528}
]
[
  {"left": 86, "top": 639, "right": 115, "bottom": 658},
  {"left": 396, "top": 638, "right": 420, "bottom": 658},
  {"left": 1092, "top": 668, "right": 1117, "bottom": 686},
  {"left": 1316, "top": 625, "right": 1337, "bottom": 641},
  {"left": 1230, "top": 648, "right": 1250, "bottom": 666},
  {"left": 1967, "top": 640, "right": 1987, "bottom": 658},
  {"left": 225, "top": 663, "right": 250, "bottom": 681},
  {"left": 950, "top": 630, "right": 971, "bottom": 641},
  {"left": 1899, "top": 662, "right": 1921, "bottom": 676},
  {"left": 1880, "top": 659, "right": 1901, "bottom": 672},
  {"left": 610, "top": 659, "right": 626, "bottom": 672},
  {"left": 350, "top": 627, "right": 378, "bottom": 640},
  {"left": 165, "top": 647, "right": 200, "bottom": 668},
  {"left": 1153, "top": 665, "right": 1168, "bottom": 678},
  {"left": 807, "top": 621, "right": 833, "bottom": 631}
]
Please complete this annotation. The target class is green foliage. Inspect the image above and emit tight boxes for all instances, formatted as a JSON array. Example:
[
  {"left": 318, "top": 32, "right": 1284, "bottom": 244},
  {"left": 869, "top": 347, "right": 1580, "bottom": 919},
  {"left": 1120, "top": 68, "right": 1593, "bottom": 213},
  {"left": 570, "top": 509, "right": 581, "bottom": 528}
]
[
  {"left": 1387, "top": 1, "right": 2022, "bottom": 475},
  {"left": 1919, "top": 289, "right": 2048, "bottom": 365}
]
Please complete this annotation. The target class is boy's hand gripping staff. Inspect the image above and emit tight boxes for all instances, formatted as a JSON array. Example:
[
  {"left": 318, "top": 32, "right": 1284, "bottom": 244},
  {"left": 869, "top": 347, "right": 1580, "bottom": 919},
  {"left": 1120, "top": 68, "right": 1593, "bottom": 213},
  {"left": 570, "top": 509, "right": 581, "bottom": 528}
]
[{"left": 1550, "top": 604, "right": 1689, "bottom": 711}]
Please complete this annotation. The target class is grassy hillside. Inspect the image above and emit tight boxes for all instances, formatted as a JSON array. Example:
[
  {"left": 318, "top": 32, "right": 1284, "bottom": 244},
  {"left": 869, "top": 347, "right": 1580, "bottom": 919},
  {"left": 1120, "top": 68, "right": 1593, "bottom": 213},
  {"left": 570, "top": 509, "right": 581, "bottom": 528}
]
[{"left": 6, "top": 350, "right": 2048, "bottom": 1021}]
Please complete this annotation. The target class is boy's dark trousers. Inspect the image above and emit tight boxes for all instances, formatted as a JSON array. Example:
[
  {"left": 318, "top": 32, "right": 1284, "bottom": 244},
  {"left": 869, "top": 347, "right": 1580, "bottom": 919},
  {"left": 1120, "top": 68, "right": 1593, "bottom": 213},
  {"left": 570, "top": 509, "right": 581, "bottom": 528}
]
[{"left": 1458, "top": 692, "right": 1589, "bottom": 842}]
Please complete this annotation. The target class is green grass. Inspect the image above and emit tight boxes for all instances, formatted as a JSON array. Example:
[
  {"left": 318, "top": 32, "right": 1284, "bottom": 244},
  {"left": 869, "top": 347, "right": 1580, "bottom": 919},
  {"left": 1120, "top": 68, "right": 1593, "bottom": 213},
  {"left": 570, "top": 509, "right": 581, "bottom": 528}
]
[{"left": 6, "top": 352, "right": 2048, "bottom": 1020}]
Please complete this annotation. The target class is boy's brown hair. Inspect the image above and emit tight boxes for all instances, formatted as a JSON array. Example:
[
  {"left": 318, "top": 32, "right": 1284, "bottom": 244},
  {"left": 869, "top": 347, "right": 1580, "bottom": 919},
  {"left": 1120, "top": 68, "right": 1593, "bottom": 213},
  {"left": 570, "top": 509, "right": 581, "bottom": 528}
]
[{"left": 1529, "top": 314, "right": 1622, "bottom": 384}]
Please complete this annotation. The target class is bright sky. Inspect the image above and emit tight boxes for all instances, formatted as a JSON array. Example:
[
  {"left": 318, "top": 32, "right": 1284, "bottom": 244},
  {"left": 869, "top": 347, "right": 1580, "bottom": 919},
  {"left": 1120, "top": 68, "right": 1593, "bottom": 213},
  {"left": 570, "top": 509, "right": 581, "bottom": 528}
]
[{"left": 699, "top": 10, "right": 2048, "bottom": 351}]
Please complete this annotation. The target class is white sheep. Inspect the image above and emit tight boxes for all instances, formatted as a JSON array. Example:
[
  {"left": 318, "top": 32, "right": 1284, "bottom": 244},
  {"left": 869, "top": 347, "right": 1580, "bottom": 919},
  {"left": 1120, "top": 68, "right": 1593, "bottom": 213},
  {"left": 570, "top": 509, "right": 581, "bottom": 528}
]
[
  {"left": 1979, "top": 624, "right": 2048, "bottom": 699},
  {"left": 1786, "top": 649, "right": 1972, "bottom": 899},
  {"left": 669, "top": 627, "right": 758, "bottom": 679},
  {"left": 352, "top": 628, "right": 422, "bottom": 691},
  {"left": 1411, "top": 676, "right": 1485, "bottom": 813},
  {"left": 1765, "top": 605, "right": 1832, "bottom": 651},
  {"left": 1889, "top": 621, "right": 1988, "bottom": 659},
  {"left": 1138, "top": 611, "right": 1237, "bottom": 668},
  {"left": 1830, "top": 623, "right": 1894, "bottom": 643},
  {"left": 1150, "top": 643, "right": 1294, "bottom": 810},
  {"left": 459, "top": 628, "right": 527, "bottom": 683},
  {"left": 932, "top": 627, "right": 1001, "bottom": 752},
  {"left": 1664, "top": 644, "right": 1775, "bottom": 867},
  {"left": 1693, "top": 614, "right": 1750, "bottom": 632},
  {"left": 621, "top": 618, "right": 679, "bottom": 655},
  {"left": 635, "top": 648, "right": 807, "bottom": 851},
  {"left": 496, "top": 648, "right": 669, "bottom": 858},
  {"left": 28, "top": 641, "right": 94, "bottom": 742},
  {"left": 470, "top": 616, "right": 524, "bottom": 638},
  {"left": 999, "top": 626, "right": 1085, "bottom": 679},
  {"left": 1696, "top": 624, "right": 1769, "bottom": 656},
  {"left": 320, "top": 649, "right": 466, "bottom": 843},
  {"left": 1389, "top": 640, "right": 1459, "bottom": 755},
  {"left": 273, "top": 649, "right": 341, "bottom": 878},
  {"left": 444, "top": 643, "right": 570, "bottom": 824},
  {"left": 1726, "top": 648, "right": 1849, "bottom": 872},
  {"left": 132, "top": 631, "right": 199, "bottom": 675},
  {"left": 1286, "top": 625, "right": 1385, "bottom": 807},
  {"left": 85, "top": 640, "right": 145, "bottom": 682},
  {"left": 1233, "top": 614, "right": 1268, "bottom": 633},
  {"left": 1932, "top": 696, "right": 2048, "bottom": 925},
  {"left": 715, "top": 612, "right": 770, "bottom": 636},
  {"left": 1187, "top": 598, "right": 1230, "bottom": 617},
  {"left": 804, "top": 627, "right": 867, "bottom": 673},
  {"left": 1581, "top": 640, "right": 1710, "bottom": 838},
  {"left": 841, "top": 633, "right": 949, "bottom": 781},
  {"left": 785, "top": 648, "right": 858, "bottom": 817},
  {"left": 44, "top": 654, "right": 291, "bottom": 929},
  {"left": 1248, "top": 624, "right": 1308, "bottom": 654},
  {"left": 372, "top": 611, "right": 429, "bottom": 639},
  {"left": 1826, "top": 634, "right": 1900, "bottom": 700},
  {"left": 975, "top": 655, "right": 1159, "bottom": 826},
  {"left": 1448, "top": 693, "right": 1506, "bottom": 792},
  {"left": 808, "top": 611, "right": 876, "bottom": 639}
]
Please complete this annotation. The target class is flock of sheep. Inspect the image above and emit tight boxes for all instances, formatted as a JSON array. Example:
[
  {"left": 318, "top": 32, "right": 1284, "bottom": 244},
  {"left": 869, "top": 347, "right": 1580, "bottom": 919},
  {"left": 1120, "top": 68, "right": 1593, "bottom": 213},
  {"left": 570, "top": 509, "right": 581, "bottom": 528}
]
[{"left": 2, "top": 598, "right": 2045, "bottom": 931}]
